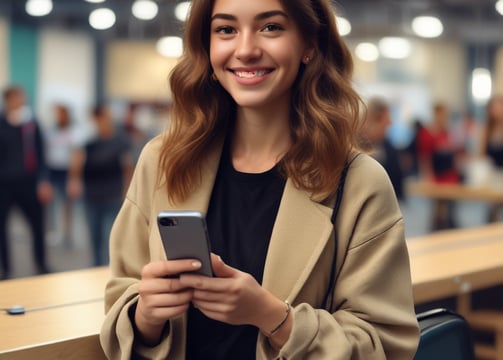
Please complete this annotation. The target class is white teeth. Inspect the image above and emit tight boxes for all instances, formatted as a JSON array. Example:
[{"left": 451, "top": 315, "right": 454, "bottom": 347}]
[{"left": 235, "top": 70, "right": 268, "bottom": 78}]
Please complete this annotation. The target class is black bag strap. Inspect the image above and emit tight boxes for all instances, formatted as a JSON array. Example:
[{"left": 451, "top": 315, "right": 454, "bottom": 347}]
[{"left": 322, "top": 153, "right": 360, "bottom": 310}]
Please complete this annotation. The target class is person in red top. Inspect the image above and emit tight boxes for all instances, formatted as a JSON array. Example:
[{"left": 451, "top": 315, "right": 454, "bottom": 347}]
[{"left": 417, "top": 102, "right": 461, "bottom": 230}]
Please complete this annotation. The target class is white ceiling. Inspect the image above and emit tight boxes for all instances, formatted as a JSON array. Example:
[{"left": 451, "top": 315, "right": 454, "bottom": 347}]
[{"left": 0, "top": 0, "right": 502, "bottom": 43}]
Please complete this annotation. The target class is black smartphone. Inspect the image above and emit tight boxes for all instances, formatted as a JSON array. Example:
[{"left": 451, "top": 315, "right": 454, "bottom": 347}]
[{"left": 157, "top": 210, "right": 213, "bottom": 277}]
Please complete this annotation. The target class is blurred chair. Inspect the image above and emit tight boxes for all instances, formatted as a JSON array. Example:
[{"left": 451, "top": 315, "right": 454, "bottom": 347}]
[
  {"left": 414, "top": 308, "right": 476, "bottom": 360},
  {"left": 464, "top": 310, "right": 503, "bottom": 360}
]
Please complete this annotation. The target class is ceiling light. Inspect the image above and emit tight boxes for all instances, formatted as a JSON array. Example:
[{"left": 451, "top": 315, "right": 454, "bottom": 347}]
[
  {"left": 85, "top": 0, "right": 106, "bottom": 3},
  {"left": 412, "top": 16, "right": 444, "bottom": 38},
  {"left": 378, "top": 37, "right": 412, "bottom": 59},
  {"left": 355, "top": 42, "right": 379, "bottom": 62},
  {"left": 336, "top": 16, "right": 351, "bottom": 36},
  {"left": 157, "top": 36, "right": 183, "bottom": 58},
  {"left": 174, "top": 1, "right": 191, "bottom": 22},
  {"left": 132, "top": 0, "right": 159, "bottom": 21},
  {"left": 89, "top": 8, "right": 116, "bottom": 30},
  {"left": 496, "top": 0, "right": 503, "bottom": 16},
  {"left": 25, "top": 0, "right": 53, "bottom": 17},
  {"left": 472, "top": 68, "right": 492, "bottom": 104}
]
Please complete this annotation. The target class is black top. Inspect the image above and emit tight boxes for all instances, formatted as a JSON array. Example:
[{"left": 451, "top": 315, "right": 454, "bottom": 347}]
[
  {"left": 186, "top": 141, "right": 286, "bottom": 360},
  {"left": 83, "top": 130, "right": 131, "bottom": 203},
  {"left": 0, "top": 114, "right": 47, "bottom": 183}
]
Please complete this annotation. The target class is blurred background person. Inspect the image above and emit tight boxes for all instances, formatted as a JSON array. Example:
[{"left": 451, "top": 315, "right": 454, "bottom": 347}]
[
  {"left": 44, "top": 103, "right": 76, "bottom": 248},
  {"left": 0, "top": 85, "right": 53, "bottom": 279},
  {"left": 360, "top": 97, "right": 405, "bottom": 201},
  {"left": 401, "top": 119, "right": 425, "bottom": 179},
  {"left": 452, "top": 110, "right": 481, "bottom": 160},
  {"left": 67, "top": 104, "right": 134, "bottom": 266},
  {"left": 123, "top": 103, "right": 148, "bottom": 163},
  {"left": 479, "top": 95, "right": 503, "bottom": 222},
  {"left": 480, "top": 95, "right": 503, "bottom": 169},
  {"left": 417, "top": 102, "right": 462, "bottom": 230}
]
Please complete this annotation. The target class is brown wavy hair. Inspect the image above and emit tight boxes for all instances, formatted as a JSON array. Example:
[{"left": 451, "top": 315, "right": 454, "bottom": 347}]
[
  {"left": 159, "top": 0, "right": 362, "bottom": 203},
  {"left": 481, "top": 95, "right": 503, "bottom": 155}
]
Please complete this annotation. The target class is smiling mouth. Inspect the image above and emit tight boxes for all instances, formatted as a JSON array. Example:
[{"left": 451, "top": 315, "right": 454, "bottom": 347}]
[{"left": 233, "top": 69, "right": 272, "bottom": 78}]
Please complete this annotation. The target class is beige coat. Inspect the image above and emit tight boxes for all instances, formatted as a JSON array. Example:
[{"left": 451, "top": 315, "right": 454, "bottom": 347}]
[{"left": 100, "top": 136, "right": 419, "bottom": 359}]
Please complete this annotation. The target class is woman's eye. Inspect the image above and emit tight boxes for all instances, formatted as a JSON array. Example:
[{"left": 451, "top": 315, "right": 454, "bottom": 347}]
[
  {"left": 262, "top": 23, "right": 284, "bottom": 32},
  {"left": 215, "top": 26, "right": 235, "bottom": 35}
]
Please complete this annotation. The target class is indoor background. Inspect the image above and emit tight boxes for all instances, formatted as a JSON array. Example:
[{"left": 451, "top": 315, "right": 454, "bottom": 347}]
[{"left": 0, "top": 0, "right": 502, "bottom": 277}]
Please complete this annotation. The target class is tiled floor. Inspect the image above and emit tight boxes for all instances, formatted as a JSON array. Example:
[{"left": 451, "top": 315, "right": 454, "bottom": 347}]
[{"left": 2, "top": 193, "right": 498, "bottom": 279}]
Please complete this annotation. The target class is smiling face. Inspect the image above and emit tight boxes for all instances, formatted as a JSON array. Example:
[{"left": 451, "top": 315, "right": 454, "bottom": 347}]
[{"left": 209, "top": 0, "right": 312, "bottom": 112}]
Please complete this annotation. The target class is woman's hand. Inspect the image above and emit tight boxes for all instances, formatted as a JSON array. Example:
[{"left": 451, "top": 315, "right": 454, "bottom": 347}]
[
  {"left": 134, "top": 259, "right": 201, "bottom": 346},
  {"left": 179, "top": 254, "right": 292, "bottom": 348}
]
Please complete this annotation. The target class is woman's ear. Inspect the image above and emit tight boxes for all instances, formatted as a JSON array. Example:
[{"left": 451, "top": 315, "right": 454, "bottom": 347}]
[{"left": 302, "top": 48, "right": 315, "bottom": 64}]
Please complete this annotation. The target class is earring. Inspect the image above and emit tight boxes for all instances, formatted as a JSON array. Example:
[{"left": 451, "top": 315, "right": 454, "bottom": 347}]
[{"left": 303, "top": 55, "right": 311, "bottom": 64}]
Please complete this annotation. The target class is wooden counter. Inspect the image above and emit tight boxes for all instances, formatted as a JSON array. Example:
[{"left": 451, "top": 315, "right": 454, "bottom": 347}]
[
  {"left": 408, "top": 223, "right": 503, "bottom": 305},
  {"left": 406, "top": 179, "right": 503, "bottom": 203},
  {"left": 0, "top": 267, "right": 109, "bottom": 359}
]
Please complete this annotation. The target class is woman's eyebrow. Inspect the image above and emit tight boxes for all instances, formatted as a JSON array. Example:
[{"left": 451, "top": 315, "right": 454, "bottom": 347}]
[{"left": 211, "top": 10, "right": 289, "bottom": 22}]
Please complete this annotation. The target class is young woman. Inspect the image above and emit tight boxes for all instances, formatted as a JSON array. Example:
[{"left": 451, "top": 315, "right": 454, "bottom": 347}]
[
  {"left": 481, "top": 95, "right": 503, "bottom": 169},
  {"left": 100, "top": 0, "right": 419, "bottom": 359},
  {"left": 480, "top": 95, "right": 503, "bottom": 222}
]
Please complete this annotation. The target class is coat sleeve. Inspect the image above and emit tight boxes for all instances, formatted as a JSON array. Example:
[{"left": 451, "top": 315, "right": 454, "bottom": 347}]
[
  {"left": 99, "top": 139, "right": 177, "bottom": 359},
  {"left": 257, "top": 157, "right": 419, "bottom": 360}
]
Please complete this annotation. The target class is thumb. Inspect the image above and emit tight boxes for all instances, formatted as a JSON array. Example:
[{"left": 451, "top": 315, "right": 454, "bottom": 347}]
[{"left": 211, "top": 253, "right": 235, "bottom": 278}]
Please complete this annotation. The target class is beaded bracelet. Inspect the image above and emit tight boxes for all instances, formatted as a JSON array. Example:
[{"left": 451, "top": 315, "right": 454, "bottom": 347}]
[{"left": 267, "top": 301, "right": 291, "bottom": 337}]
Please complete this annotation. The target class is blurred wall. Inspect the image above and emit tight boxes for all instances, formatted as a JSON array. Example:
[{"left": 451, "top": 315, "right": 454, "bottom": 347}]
[
  {"left": 0, "top": 17, "right": 7, "bottom": 91},
  {"left": 106, "top": 40, "right": 178, "bottom": 102},
  {"left": 496, "top": 47, "right": 503, "bottom": 96},
  {"left": 9, "top": 24, "right": 38, "bottom": 108},
  {"left": 37, "top": 27, "right": 95, "bottom": 127},
  {"left": 352, "top": 39, "right": 466, "bottom": 115},
  {"left": 421, "top": 41, "right": 466, "bottom": 111}
]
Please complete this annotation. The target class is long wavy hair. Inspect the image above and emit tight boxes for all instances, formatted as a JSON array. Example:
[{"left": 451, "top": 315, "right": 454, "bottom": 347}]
[
  {"left": 159, "top": 0, "right": 362, "bottom": 203},
  {"left": 481, "top": 95, "right": 503, "bottom": 155}
]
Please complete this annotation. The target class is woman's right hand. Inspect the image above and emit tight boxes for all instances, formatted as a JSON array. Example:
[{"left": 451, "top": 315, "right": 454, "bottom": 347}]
[{"left": 134, "top": 259, "right": 202, "bottom": 345}]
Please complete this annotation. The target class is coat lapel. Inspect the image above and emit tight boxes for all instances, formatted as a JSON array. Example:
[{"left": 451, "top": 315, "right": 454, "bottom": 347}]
[{"left": 262, "top": 179, "right": 334, "bottom": 303}]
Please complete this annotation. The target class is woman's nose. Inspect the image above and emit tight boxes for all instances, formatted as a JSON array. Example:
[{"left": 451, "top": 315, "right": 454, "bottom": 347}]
[{"left": 235, "top": 32, "right": 261, "bottom": 61}]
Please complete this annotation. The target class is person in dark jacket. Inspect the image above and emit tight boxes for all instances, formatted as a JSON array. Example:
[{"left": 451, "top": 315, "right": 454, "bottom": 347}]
[
  {"left": 0, "top": 85, "right": 53, "bottom": 279},
  {"left": 67, "top": 103, "right": 134, "bottom": 266},
  {"left": 360, "top": 97, "right": 405, "bottom": 200}
]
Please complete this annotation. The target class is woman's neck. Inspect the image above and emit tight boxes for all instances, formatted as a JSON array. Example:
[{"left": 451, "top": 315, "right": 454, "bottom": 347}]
[{"left": 231, "top": 107, "right": 292, "bottom": 173}]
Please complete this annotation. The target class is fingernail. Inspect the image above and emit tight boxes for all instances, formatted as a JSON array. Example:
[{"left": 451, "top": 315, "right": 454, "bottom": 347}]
[{"left": 192, "top": 261, "right": 202, "bottom": 268}]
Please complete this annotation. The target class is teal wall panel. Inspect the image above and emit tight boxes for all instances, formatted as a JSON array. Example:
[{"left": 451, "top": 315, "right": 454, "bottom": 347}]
[{"left": 8, "top": 23, "right": 38, "bottom": 107}]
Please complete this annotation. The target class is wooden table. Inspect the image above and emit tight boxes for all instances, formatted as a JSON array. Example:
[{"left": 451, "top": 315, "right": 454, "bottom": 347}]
[
  {"left": 2, "top": 226, "right": 503, "bottom": 359},
  {"left": 408, "top": 222, "right": 503, "bottom": 307},
  {"left": 0, "top": 267, "right": 109, "bottom": 359},
  {"left": 406, "top": 179, "right": 503, "bottom": 203}
]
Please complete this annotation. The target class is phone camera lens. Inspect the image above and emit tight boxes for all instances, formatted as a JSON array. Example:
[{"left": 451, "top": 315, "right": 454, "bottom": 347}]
[{"left": 160, "top": 217, "right": 178, "bottom": 227}]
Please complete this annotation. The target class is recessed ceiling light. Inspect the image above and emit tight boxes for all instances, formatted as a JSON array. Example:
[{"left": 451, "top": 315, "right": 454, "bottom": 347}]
[
  {"left": 378, "top": 37, "right": 412, "bottom": 59},
  {"left": 496, "top": 0, "right": 503, "bottom": 16},
  {"left": 157, "top": 36, "right": 183, "bottom": 58},
  {"left": 89, "top": 8, "right": 116, "bottom": 30},
  {"left": 355, "top": 42, "right": 379, "bottom": 62},
  {"left": 132, "top": 0, "right": 159, "bottom": 21},
  {"left": 25, "top": 0, "right": 53, "bottom": 17},
  {"left": 336, "top": 16, "right": 351, "bottom": 36},
  {"left": 472, "top": 68, "right": 492, "bottom": 104},
  {"left": 174, "top": 1, "right": 191, "bottom": 22},
  {"left": 412, "top": 16, "right": 444, "bottom": 38},
  {"left": 85, "top": 0, "right": 106, "bottom": 3}
]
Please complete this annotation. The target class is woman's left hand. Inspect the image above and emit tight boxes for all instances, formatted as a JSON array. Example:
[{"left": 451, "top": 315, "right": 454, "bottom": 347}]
[{"left": 179, "top": 254, "right": 286, "bottom": 331}]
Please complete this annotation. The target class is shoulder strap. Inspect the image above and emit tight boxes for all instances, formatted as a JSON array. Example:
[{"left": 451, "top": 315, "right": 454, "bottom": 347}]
[
  {"left": 330, "top": 159, "right": 351, "bottom": 225},
  {"left": 322, "top": 153, "right": 360, "bottom": 310}
]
